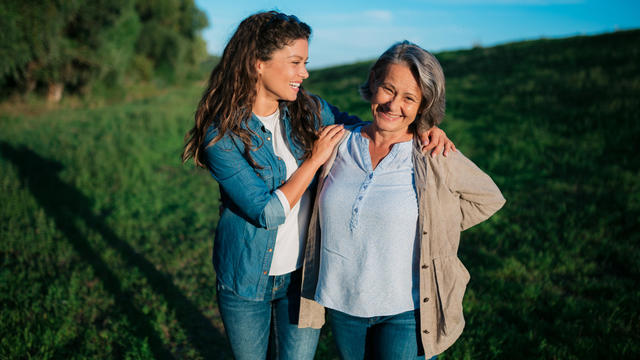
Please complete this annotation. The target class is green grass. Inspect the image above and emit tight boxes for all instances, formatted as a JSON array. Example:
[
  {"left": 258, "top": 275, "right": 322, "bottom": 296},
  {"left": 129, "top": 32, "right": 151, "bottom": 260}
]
[
  {"left": 2, "top": 30, "right": 640, "bottom": 359},
  {"left": 0, "top": 84, "right": 228, "bottom": 359}
]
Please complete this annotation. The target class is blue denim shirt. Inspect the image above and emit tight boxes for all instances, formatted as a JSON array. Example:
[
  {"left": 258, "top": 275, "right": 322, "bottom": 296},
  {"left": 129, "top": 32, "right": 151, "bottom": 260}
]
[{"left": 203, "top": 97, "right": 360, "bottom": 300}]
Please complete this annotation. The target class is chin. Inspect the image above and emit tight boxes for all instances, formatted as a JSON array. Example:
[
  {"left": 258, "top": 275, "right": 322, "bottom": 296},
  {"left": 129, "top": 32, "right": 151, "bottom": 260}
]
[
  {"left": 282, "top": 92, "right": 298, "bottom": 102},
  {"left": 375, "top": 119, "right": 400, "bottom": 130},
  {"left": 375, "top": 121, "right": 410, "bottom": 134}
]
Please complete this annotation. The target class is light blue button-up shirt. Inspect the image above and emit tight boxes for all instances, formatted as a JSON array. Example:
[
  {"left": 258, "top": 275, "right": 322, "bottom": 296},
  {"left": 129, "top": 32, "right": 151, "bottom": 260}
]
[{"left": 315, "top": 126, "right": 420, "bottom": 317}]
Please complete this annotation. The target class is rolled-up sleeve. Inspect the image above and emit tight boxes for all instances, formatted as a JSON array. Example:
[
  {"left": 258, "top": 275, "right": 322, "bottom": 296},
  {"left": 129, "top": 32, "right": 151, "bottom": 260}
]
[
  {"left": 274, "top": 189, "right": 292, "bottom": 217},
  {"left": 203, "top": 133, "right": 286, "bottom": 229}
]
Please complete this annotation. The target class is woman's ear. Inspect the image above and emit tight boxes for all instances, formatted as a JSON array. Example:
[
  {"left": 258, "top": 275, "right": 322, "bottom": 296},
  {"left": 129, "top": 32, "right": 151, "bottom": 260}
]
[{"left": 256, "top": 60, "right": 264, "bottom": 76}]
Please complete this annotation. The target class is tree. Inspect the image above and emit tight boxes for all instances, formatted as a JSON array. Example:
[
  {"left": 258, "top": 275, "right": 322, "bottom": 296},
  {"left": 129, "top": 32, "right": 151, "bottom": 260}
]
[{"left": 0, "top": 0, "right": 208, "bottom": 102}]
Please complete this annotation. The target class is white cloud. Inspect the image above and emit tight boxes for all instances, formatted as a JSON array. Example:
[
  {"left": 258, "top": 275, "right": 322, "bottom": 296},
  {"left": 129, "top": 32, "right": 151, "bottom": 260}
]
[
  {"left": 307, "top": 23, "right": 476, "bottom": 68},
  {"left": 363, "top": 10, "right": 393, "bottom": 22}
]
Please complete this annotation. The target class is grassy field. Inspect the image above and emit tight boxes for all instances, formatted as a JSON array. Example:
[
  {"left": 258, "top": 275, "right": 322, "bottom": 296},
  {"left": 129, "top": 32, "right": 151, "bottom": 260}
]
[{"left": 2, "top": 30, "right": 639, "bottom": 359}]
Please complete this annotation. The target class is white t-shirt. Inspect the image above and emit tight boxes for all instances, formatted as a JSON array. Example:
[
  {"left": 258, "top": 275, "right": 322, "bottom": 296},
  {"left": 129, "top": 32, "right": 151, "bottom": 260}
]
[{"left": 255, "top": 109, "right": 312, "bottom": 275}]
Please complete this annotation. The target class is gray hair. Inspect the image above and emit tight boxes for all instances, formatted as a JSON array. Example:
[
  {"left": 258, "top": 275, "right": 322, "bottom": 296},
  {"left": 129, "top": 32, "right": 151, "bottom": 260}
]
[{"left": 360, "top": 41, "right": 445, "bottom": 132}]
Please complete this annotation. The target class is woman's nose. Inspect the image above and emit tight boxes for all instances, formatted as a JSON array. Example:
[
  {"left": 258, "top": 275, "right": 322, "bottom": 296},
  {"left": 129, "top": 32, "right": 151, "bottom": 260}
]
[
  {"left": 300, "top": 66, "right": 309, "bottom": 79},
  {"left": 386, "top": 96, "right": 402, "bottom": 112}
]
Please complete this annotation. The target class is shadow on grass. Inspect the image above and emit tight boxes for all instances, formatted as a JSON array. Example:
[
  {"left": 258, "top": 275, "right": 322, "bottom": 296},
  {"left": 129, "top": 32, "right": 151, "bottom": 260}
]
[{"left": 0, "top": 141, "right": 229, "bottom": 359}]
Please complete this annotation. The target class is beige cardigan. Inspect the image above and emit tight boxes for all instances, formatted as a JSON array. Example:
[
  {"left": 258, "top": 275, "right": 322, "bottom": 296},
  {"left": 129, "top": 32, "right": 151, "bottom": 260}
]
[{"left": 298, "top": 130, "right": 506, "bottom": 357}]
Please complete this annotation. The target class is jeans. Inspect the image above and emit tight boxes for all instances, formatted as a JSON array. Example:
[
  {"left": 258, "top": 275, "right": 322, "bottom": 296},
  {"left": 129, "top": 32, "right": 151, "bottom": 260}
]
[
  {"left": 217, "top": 269, "right": 320, "bottom": 360},
  {"left": 328, "top": 308, "right": 436, "bottom": 360}
]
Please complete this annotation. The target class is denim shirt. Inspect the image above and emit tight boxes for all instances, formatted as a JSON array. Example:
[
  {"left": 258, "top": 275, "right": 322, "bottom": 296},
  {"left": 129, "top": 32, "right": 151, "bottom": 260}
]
[{"left": 203, "top": 97, "right": 360, "bottom": 300}]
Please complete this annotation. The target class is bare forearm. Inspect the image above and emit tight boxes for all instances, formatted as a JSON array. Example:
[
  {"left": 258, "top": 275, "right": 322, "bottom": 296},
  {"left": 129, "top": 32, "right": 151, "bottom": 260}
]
[
  {"left": 278, "top": 124, "right": 345, "bottom": 209},
  {"left": 278, "top": 158, "right": 323, "bottom": 209}
]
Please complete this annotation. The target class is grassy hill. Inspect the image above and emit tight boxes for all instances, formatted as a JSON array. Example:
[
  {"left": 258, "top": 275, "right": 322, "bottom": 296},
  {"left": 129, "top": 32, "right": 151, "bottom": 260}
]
[
  {"left": 1, "top": 30, "right": 639, "bottom": 359},
  {"left": 306, "top": 30, "right": 640, "bottom": 359}
]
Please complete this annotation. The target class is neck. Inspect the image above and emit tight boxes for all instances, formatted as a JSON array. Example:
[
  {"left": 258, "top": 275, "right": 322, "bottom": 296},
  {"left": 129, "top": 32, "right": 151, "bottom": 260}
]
[
  {"left": 363, "top": 123, "right": 413, "bottom": 149},
  {"left": 253, "top": 88, "right": 279, "bottom": 117}
]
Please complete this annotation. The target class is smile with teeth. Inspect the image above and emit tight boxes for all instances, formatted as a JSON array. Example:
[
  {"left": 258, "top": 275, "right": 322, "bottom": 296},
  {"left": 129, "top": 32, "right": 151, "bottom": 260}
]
[
  {"left": 289, "top": 82, "right": 301, "bottom": 89},
  {"left": 378, "top": 110, "right": 402, "bottom": 121}
]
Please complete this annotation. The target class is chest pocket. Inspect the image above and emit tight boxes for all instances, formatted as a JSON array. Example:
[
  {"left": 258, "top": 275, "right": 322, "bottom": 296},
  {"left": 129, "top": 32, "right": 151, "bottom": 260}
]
[{"left": 254, "top": 166, "right": 275, "bottom": 189}]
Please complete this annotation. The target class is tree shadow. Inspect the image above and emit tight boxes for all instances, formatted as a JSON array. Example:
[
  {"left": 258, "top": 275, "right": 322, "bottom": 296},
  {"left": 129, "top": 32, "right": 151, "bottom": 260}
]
[{"left": 0, "top": 141, "right": 229, "bottom": 359}]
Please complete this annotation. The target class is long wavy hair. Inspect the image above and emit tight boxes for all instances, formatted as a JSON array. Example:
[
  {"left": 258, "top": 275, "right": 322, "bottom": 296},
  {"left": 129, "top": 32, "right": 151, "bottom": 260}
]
[{"left": 182, "top": 11, "right": 321, "bottom": 168}]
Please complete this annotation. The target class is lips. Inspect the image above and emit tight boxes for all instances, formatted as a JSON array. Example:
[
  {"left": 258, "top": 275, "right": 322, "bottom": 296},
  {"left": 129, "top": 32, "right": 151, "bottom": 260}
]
[
  {"left": 377, "top": 109, "right": 402, "bottom": 121},
  {"left": 289, "top": 82, "right": 301, "bottom": 89}
]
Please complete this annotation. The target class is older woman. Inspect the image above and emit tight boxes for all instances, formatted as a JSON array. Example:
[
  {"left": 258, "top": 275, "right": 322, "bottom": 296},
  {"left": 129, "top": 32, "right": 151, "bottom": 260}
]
[{"left": 298, "top": 41, "right": 506, "bottom": 359}]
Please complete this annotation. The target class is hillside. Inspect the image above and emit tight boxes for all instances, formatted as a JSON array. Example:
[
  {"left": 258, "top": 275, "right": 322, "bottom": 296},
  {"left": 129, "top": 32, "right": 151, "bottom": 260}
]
[
  {"left": 307, "top": 29, "right": 640, "bottom": 359},
  {"left": 1, "top": 30, "right": 639, "bottom": 359}
]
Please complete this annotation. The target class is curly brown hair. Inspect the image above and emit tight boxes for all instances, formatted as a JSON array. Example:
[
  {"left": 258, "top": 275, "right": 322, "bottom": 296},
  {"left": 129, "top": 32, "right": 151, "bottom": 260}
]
[{"left": 182, "top": 11, "right": 321, "bottom": 168}]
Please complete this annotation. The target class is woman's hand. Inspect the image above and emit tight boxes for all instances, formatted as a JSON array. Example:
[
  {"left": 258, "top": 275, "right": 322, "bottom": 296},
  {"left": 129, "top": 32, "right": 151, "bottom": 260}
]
[
  {"left": 278, "top": 124, "right": 345, "bottom": 209},
  {"left": 309, "top": 124, "right": 346, "bottom": 168},
  {"left": 419, "top": 126, "right": 456, "bottom": 157}
]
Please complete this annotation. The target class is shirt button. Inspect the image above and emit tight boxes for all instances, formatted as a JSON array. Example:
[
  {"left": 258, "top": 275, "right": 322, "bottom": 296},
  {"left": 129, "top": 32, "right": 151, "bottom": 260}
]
[
  {"left": 280, "top": 180, "right": 284, "bottom": 185},
  {"left": 423, "top": 329, "right": 430, "bottom": 334},
  {"left": 277, "top": 157, "right": 282, "bottom": 161},
  {"left": 422, "top": 264, "right": 429, "bottom": 269},
  {"left": 263, "top": 271, "right": 267, "bottom": 275},
  {"left": 369, "top": 173, "right": 373, "bottom": 179},
  {"left": 423, "top": 297, "right": 429, "bottom": 303},
  {"left": 423, "top": 230, "right": 428, "bottom": 235},
  {"left": 354, "top": 208, "right": 358, "bottom": 213},
  {"left": 267, "top": 137, "right": 271, "bottom": 141},
  {"left": 268, "top": 248, "right": 273, "bottom": 252}
]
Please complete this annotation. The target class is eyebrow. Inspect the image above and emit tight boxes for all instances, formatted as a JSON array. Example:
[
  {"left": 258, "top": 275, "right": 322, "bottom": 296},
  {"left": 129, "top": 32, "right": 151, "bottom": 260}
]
[
  {"left": 380, "top": 82, "right": 396, "bottom": 90},
  {"left": 381, "top": 82, "right": 419, "bottom": 97}
]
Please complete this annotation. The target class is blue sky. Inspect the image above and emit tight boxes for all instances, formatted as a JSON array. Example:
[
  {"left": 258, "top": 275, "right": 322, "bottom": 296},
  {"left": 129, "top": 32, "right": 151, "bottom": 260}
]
[{"left": 194, "top": 0, "right": 640, "bottom": 69}]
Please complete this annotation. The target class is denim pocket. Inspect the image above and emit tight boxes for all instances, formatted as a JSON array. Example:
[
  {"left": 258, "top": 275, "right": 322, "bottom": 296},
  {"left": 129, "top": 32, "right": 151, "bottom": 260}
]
[{"left": 254, "top": 166, "right": 274, "bottom": 188}]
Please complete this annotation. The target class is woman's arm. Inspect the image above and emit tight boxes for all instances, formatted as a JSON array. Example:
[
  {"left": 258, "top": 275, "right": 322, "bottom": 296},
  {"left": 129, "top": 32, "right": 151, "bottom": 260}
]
[
  {"left": 318, "top": 97, "right": 456, "bottom": 156},
  {"left": 204, "top": 135, "right": 287, "bottom": 230},
  {"left": 318, "top": 97, "right": 362, "bottom": 127},
  {"left": 278, "top": 125, "right": 345, "bottom": 208},
  {"left": 203, "top": 125, "right": 345, "bottom": 229},
  {"left": 444, "top": 151, "right": 506, "bottom": 231}
]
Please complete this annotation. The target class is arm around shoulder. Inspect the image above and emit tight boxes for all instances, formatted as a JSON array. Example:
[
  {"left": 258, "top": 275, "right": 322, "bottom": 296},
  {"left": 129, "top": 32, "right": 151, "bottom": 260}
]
[{"left": 315, "top": 96, "right": 362, "bottom": 126}]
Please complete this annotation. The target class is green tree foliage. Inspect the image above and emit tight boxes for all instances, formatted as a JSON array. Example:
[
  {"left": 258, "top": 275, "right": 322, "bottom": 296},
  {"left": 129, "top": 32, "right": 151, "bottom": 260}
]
[
  {"left": 135, "top": 0, "right": 208, "bottom": 81},
  {"left": 0, "top": 0, "right": 208, "bottom": 101}
]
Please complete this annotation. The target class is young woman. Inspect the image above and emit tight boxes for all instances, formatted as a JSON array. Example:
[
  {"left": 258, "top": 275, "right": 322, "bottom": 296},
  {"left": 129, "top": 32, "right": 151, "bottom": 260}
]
[{"left": 182, "top": 12, "right": 455, "bottom": 359}]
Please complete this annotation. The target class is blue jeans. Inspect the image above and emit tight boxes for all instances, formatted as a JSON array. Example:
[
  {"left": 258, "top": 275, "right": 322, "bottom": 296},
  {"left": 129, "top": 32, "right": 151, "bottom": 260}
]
[
  {"left": 217, "top": 269, "right": 320, "bottom": 360},
  {"left": 328, "top": 308, "right": 436, "bottom": 360}
]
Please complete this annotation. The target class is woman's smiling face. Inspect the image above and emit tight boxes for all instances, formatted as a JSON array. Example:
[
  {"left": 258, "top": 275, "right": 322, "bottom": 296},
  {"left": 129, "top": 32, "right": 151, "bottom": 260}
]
[
  {"left": 369, "top": 63, "right": 422, "bottom": 135},
  {"left": 255, "top": 38, "right": 310, "bottom": 103}
]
